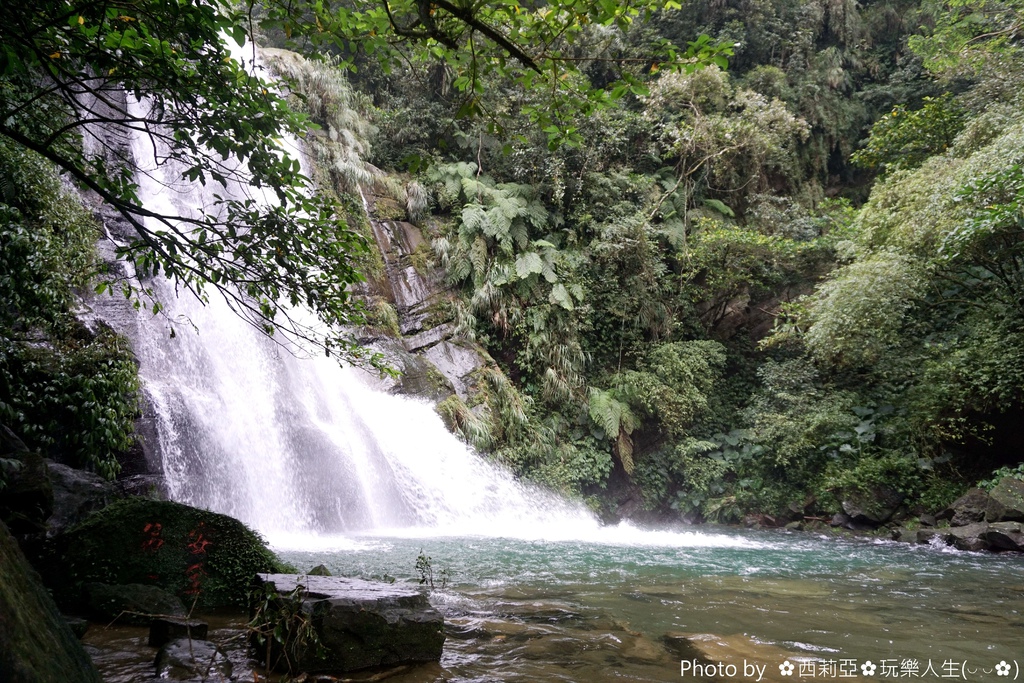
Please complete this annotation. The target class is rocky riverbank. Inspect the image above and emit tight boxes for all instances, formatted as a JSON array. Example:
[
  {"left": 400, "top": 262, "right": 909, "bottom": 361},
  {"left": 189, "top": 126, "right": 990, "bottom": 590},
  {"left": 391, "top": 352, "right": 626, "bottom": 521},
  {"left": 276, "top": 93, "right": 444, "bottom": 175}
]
[{"left": 739, "top": 476, "right": 1024, "bottom": 553}]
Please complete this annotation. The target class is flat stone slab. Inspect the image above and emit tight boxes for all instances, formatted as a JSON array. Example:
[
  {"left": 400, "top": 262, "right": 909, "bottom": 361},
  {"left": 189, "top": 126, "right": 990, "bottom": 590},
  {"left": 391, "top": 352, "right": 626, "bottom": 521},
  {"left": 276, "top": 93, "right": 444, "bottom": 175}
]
[{"left": 253, "top": 574, "right": 444, "bottom": 674}]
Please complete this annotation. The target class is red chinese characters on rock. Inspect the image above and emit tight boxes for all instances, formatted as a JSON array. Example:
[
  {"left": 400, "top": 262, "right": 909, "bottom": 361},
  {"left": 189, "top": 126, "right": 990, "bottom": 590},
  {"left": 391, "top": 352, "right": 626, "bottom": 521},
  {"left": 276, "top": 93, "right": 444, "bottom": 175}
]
[
  {"left": 184, "top": 523, "right": 212, "bottom": 596},
  {"left": 141, "top": 522, "right": 164, "bottom": 551}
]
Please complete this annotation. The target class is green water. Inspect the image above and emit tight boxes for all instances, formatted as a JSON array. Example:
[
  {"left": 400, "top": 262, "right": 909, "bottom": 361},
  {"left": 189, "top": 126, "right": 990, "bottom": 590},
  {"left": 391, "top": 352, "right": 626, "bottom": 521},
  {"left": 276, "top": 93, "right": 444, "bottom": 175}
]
[{"left": 275, "top": 527, "right": 1024, "bottom": 683}]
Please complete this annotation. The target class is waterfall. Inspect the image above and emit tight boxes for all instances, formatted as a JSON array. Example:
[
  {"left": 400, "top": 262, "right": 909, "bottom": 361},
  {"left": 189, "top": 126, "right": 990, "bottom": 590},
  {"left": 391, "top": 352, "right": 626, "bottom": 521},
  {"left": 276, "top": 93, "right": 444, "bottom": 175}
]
[
  {"left": 123, "top": 278, "right": 599, "bottom": 547},
  {"left": 94, "top": 48, "right": 601, "bottom": 549}
]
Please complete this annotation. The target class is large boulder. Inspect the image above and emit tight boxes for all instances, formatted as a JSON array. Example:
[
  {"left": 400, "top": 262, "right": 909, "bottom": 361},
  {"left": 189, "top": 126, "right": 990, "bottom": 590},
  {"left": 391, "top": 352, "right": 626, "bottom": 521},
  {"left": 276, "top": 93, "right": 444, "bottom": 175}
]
[
  {"left": 986, "top": 477, "right": 1024, "bottom": 523},
  {"left": 841, "top": 485, "right": 905, "bottom": 527},
  {"left": 0, "top": 520, "right": 101, "bottom": 683},
  {"left": 947, "top": 523, "right": 992, "bottom": 552},
  {"left": 252, "top": 573, "right": 445, "bottom": 674},
  {"left": 0, "top": 425, "right": 53, "bottom": 536},
  {"left": 50, "top": 498, "right": 284, "bottom": 609},
  {"left": 980, "top": 522, "right": 1024, "bottom": 551},
  {"left": 45, "top": 461, "right": 119, "bottom": 536},
  {"left": 942, "top": 488, "right": 990, "bottom": 526}
]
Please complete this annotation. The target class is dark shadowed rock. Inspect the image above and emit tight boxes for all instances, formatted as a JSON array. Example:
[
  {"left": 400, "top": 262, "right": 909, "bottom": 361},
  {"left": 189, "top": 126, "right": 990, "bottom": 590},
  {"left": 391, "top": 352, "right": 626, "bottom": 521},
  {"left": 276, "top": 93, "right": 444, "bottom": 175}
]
[
  {"left": 46, "top": 461, "right": 119, "bottom": 536},
  {"left": 85, "top": 582, "right": 186, "bottom": 624},
  {"left": 841, "top": 486, "right": 905, "bottom": 527},
  {"left": 943, "top": 488, "right": 991, "bottom": 526},
  {"left": 980, "top": 522, "right": 1024, "bottom": 551},
  {"left": 252, "top": 573, "right": 445, "bottom": 674},
  {"left": 64, "top": 616, "right": 89, "bottom": 639},
  {"left": 986, "top": 478, "right": 1024, "bottom": 523},
  {"left": 155, "top": 637, "right": 232, "bottom": 680},
  {"left": 930, "top": 523, "right": 994, "bottom": 552},
  {"left": 830, "top": 512, "right": 850, "bottom": 527},
  {"left": 0, "top": 426, "right": 53, "bottom": 537},
  {"left": 0, "top": 520, "right": 101, "bottom": 683}
]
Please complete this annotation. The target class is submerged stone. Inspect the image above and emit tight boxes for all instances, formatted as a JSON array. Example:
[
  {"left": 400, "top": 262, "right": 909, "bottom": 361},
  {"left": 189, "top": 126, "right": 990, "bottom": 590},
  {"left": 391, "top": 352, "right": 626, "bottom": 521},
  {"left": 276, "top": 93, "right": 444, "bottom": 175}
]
[
  {"left": 149, "top": 616, "right": 209, "bottom": 648},
  {"left": 155, "top": 637, "right": 232, "bottom": 680},
  {"left": 252, "top": 573, "right": 445, "bottom": 674},
  {"left": 664, "top": 632, "right": 796, "bottom": 683}
]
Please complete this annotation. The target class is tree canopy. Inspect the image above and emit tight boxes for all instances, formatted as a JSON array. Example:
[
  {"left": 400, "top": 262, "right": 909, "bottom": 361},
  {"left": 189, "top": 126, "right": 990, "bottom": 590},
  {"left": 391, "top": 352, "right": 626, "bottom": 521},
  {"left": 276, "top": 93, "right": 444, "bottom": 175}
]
[{"left": 0, "top": 0, "right": 727, "bottom": 365}]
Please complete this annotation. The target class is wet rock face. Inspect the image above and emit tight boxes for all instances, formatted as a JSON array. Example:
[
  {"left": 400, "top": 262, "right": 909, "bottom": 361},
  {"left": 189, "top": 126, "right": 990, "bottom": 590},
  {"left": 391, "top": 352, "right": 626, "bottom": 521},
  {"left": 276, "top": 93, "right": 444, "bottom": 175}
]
[
  {"left": 155, "top": 638, "right": 232, "bottom": 681},
  {"left": 252, "top": 573, "right": 445, "bottom": 674},
  {"left": 0, "top": 521, "right": 102, "bottom": 683},
  {"left": 840, "top": 485, "right": 905, "bottom": 527},
  {"left": 46, "top": 461, "right": 119, "bottom": 537}
]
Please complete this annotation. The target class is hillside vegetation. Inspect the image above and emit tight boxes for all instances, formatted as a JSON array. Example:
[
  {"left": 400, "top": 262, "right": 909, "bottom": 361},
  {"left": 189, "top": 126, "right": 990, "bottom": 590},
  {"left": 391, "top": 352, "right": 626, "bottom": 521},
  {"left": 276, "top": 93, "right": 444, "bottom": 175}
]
[{"left": 1, "top": 0, "right": 1022, "bottom": 527}]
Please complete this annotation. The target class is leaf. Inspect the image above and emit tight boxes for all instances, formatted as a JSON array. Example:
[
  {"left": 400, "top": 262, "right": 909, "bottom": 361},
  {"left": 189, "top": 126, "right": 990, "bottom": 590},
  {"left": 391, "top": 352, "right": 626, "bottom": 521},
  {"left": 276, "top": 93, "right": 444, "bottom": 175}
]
[
  {"left": 549, "top": 283, "right": 574, "bottom": 310},
  {"left": 703, "top": 198, "right": 735, "bottom": 217},
  {"left": 514, "top": 252, "right": 544, "bottom": 279}
]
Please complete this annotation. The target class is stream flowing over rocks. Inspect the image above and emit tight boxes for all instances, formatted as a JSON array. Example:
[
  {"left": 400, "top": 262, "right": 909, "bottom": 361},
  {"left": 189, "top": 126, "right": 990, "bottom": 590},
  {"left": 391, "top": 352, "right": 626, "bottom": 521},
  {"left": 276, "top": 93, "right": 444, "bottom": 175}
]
[{"left": 889, "top": 477, "right": 1024, "bottom": 552}]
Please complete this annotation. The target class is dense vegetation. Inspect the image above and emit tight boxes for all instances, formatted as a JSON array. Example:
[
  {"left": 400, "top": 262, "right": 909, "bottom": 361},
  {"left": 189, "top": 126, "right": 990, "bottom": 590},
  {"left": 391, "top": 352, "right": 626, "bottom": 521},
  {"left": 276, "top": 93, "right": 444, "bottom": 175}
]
[
  {"left": 354, "top": 0, "right": 1024, "bottom": 522},
  {"left": 2, "top": 0, "right": 1022, "bottom": 526}
]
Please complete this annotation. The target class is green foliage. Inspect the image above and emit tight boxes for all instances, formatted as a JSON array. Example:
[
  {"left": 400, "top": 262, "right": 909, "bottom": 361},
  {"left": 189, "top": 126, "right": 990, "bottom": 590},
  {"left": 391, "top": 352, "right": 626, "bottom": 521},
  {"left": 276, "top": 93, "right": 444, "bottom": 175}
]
[
  {"left": 0, "top": 0, "right": 376, "bottom": 364},
  {"left": 436, "top": 394, "right": 493, "bottom": 452},
  {"left": 802, "top": 251, "right": 929, "bottom": 370},
  {"left": 0, "top": 140, "right": 96, "bottom": 329},
  {"left": 851, "top": 95, "right": 967, "bottom": 173},
  {"left": 979, "top": 463, "right": 1024, "bottom": 490},
  {"left": 415, "top": 550, "right": 451, "bottom": 589},
  {"left": 249, "top": 582, "right": 325, "bottom": 676},
  {"left": 0, "top": 330, "right": 138, "bottom": 479},
  {"left": 643, "top": 67, "right": 810, "bottom": 205},
  {"left": 588, "top": 387, "right": 639, "bottom": 473},
  {"left": 0, "top": 139, "right": 136, "bottom": 479},
  {"left": 909, "top": 0, "right": 1024, "bottom": 76},
  {"left": 618, "top": 340, "right": 727, "bottom": 436},
  {"left": 745, "top": 358, "right": 858, "bottom": 469},
  {"left": 372, "top": 0, "right": 1020, "bottom": 520}
]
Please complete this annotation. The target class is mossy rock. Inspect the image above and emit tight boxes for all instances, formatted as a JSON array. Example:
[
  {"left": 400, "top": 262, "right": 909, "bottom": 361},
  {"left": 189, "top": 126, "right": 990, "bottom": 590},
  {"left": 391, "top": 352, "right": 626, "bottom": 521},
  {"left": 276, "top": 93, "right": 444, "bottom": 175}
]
[
  {"left": 53, "top": 498, "right": 285, "bottom": 609},
  {"left": 0, "top": 520, "right": 101, "bottom": 683}
]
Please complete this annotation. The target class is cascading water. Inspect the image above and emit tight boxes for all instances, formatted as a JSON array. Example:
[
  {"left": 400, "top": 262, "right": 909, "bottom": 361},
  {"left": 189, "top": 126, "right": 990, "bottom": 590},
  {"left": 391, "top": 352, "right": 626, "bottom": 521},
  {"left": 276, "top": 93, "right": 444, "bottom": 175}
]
[
  {"left": 124, "top": 274, "right": 603, "bottom": 546},
  {"left": 90, "top": 47, "right": 594, "bottom": 549},
  {"left": 95, "top": 44, "right": 755, "bottom": 553}
]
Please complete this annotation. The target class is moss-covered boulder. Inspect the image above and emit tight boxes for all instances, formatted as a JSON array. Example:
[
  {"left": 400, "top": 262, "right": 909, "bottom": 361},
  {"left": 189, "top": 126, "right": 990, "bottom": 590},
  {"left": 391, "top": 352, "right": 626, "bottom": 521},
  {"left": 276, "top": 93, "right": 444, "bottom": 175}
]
[
  {"left": 53, "top": 498, "right": 284, "bottom": 609},
  {"left": 0, "top": 520, "right": 101, "bottom": 683}
]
